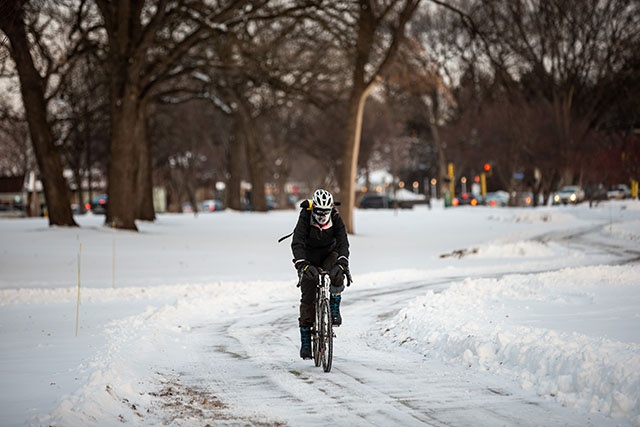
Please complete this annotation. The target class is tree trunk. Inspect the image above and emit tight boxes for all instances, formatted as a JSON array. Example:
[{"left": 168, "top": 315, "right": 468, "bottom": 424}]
[
  {"left": 97, "top": 0, "right": 145, "bottom": 230},
  {"left": 135, "top": 102, "right": 155, "bottom": 221},
  {"left": 226, "top": 127, "right": 245, "bottom": 211},
  {"left": 338, "top": 0, "right": 419, "bottom": 234},
  {"left": 339, "top": 84, "right": 371, "bottom": 233},
  {"left": 338, "top": 0, "right": 375, "bottom": 234},
  {"left": 275, "top": 161, "right": 291, "bottom": 208},
  {"left": 426, "top": 96, "right": 447, "bottom": 199},
  {"left": 239, "top": 106, "right": 268, "bottom": 212},
  {"left": 0, "top": 1, "right": 77, "bottom": 227},
  {"left": 136, "top": 136, "right": 155, "bottom": 220},
  {"left": 106, "top": 80, "right": 140, "bottom": 230}
]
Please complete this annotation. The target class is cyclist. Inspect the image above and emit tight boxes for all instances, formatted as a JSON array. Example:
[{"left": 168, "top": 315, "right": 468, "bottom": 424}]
[{"left": 292, "top": 189, "right": 350, "bottom": 359}]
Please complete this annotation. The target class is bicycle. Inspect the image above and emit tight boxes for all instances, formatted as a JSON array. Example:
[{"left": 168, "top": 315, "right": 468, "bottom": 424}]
[{"left": 312, "top": 269, "right": 334, "bottom": 372}]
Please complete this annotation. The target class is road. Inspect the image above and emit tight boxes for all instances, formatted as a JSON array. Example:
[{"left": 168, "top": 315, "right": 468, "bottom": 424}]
[{"left": 148, "top": 221, "right": 637, "bottom": 426}]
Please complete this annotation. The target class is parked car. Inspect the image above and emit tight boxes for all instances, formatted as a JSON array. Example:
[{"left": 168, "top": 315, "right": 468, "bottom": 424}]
[
  {"left": 359, "top": 194, "right": 411, "bottom": 209},
  {"left": 552, "top": 186, "right": 585, "bottom": 205},
  {"left": 181, "top": 202, "right": 194, "bottom": 213},
  {"left": 285, "top": 193, "right": 300, "bottom": 209},
  {"left": 243, "top": 194, "right": 278, "bottom": 211},
  {"left": 266, "top": 194, "right": 279, "bottom": 210},
  {"left": 71, "top": 203, "right": 84, "bottom": 215},
  {"left": 89, "top": 194, "right": 108, "bottom": 214},
  {"left": 607, "top": 184, "right": 632, "bottom": 200},
  {"left": 584, "top": 183, "right": 608, "bottom": 203},
  {"left": 199, "top": 199, "right": 225, "bottom": 212},
  {"left": 452, "top": 192, "right": 479, "bottom": 206},
  {"left": 0, "top": 202, "right": 26, "bottom": 218},
  {"left": 513, "top": 191, "right": 534, "bottom": 207},
  {"left": 482, "top": 191, "right": 509, "bottom": 207}
]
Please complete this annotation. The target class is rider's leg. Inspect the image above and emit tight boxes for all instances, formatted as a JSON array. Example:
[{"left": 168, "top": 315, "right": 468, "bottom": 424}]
[
  {"left": 299, "top": 276, "right": 316, "bottom": 326},
  {"left": 298, "top": 302, "right": 315, "bottom": 327},
  {"left": 329, "top": 294, "right": 342, "bottom": 326},
  {"left": 327, "top": 265, "right": 345, "bottom": 327},
  {"left": 322, "top": 251, "right": 339, "bottom": 270},
  {"left": 298, "top": 277, "right": 316, "bottom": 359},
  {"left": 299, "top": 326, "right": 312, "bottom": 359}
]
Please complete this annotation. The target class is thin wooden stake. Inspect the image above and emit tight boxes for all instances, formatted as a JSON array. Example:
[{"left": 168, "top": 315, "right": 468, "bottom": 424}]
[
  {"left": 112, "top": 237, "right": 116, "bottom": 289},
  {"left": 75, "top": 243, "right": 82, "bottom": 336}
]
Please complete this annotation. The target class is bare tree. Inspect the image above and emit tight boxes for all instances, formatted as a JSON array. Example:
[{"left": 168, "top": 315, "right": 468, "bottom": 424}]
[
  {"left": 81, "top": 0, "right": 265, "bottom": 229},
  {"left": 187, "top": 1, "right": 353, "bottom": 211},
  {"left": 57, "top": 50, "right": 110, "bottom": 212},
  {"left": 0, "top": 111, "right": 32, "bottom": 176},
  {"left": 0, "top": 0, "right": 77, "bottom": 226},
  {"left": 380, "top": 37, "right": 454, "bottom": 198},
  {"left": 434, "top": 0, "right": 639, "bottom": 190},
  {"left": 150, "top": 99, "right": 228, "bottom": 212},
  {"left": 338, "top": 0, "right": 421, "bottom": 233}
]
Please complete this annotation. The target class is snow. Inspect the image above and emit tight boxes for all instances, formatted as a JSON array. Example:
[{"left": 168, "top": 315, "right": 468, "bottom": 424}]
[{"left": 1, "top": 200, "right": 639, "bottom": 426}]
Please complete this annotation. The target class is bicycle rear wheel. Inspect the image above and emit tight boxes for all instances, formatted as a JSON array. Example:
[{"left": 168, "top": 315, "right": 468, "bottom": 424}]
[{"left": 319, "top": 298, "right": 333, "bottom": 372}]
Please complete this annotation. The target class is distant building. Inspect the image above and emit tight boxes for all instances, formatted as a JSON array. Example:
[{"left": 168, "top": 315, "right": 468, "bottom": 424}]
[{"left": 0, "top": 175, "right": 27, "bottom": 217}]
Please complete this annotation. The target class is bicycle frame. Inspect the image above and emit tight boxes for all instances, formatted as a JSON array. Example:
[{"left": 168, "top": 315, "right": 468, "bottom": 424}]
[{"left": 312, "top": 269, "right": 333, "bottom": 372}]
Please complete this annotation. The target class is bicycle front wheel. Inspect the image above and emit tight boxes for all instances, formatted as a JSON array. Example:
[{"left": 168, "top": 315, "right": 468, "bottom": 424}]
[
  {"left": 319, "top": 298, "right": 333, "bottom": 372},
  {"left": 312, "top": 308, "right": 321, "bottom": 367}
]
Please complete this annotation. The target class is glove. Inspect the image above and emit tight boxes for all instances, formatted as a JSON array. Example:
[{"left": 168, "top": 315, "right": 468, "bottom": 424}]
[
  {"left": 336, "top": 257, "right": 349, "bottom": 270},
  {"left": 295, "top": 260, "right": 318, "bottom": 280},
  {"left": 330, "top": 257, "right": 351, "bottom": 286}
]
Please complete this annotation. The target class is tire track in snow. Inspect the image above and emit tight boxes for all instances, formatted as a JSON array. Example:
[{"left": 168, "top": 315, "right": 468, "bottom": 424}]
[
  {"left": 160, "top": 222, "right": 635, "bottom": 425},
  {"left": 170, "top": 280, "right": 613, "bottom": 427}
]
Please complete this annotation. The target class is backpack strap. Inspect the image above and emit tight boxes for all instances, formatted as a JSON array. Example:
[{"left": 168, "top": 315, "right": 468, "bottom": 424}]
[
  {"left": 278, "top": 231, "right": 294, "bottom": 243},
  {"left": 278, "top": 199, "right": 313, "bottom": 243}
]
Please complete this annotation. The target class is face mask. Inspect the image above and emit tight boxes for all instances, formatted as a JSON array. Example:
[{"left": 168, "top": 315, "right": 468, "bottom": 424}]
[{"left": 312, "top": 207, "right": 331, "bottom": 225}]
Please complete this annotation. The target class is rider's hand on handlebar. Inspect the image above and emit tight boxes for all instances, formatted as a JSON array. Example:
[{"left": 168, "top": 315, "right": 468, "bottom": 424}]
[
  {"left": 337, "top": 257, "right": 349, "bottom": 270},
  {"left": 295, "top": 260, "right": 318, "bottom": 280},
  {"left": 331, "top": 257, "right": 351, "bottom": 286}
]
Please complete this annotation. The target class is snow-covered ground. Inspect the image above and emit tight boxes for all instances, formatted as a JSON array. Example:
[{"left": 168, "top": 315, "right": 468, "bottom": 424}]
[{"left": 1, "top": 199, "right": 639, "bottom": 426}]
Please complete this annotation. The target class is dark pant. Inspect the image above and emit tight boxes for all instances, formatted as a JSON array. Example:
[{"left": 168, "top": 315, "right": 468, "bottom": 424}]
[{"left": 298, "top": 252, "right": 345, "bottom": 327}]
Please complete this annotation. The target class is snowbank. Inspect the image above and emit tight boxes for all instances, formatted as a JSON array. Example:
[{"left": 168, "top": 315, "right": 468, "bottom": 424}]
[{"left": 383, "top": 265, "right": 640, "bottom": 425}]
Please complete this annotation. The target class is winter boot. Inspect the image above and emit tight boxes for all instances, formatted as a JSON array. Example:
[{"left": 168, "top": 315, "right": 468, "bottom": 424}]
[
  {"left": 300, "top": 327, "right": 312, "bottom": 359},
  {"left": 330, "top": 294, "right": 342, "bottom": 327}
]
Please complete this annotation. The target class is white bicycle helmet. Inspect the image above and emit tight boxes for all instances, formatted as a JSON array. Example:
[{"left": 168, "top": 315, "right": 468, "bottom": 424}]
[
  {"left": 312, "top": 189, "right": 333, "bottom": 209},
  {"left": 312, "top": 189, "right": 333, "bottom": 225}
]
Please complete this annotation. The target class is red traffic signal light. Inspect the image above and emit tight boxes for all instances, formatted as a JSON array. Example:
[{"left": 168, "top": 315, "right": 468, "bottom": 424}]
[{"left": 483, "top": 163, "right": 491, "bottom": 173}]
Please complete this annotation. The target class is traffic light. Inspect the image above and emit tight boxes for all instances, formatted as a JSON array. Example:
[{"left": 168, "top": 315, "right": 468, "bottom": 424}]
[{"left": 480, "top": 163, "right": 492, "bottom": 196}]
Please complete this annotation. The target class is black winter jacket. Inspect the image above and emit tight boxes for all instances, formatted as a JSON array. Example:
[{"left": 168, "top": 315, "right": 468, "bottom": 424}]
[{"left": 291, "top": 200, "right": 349, "bottom": 267}]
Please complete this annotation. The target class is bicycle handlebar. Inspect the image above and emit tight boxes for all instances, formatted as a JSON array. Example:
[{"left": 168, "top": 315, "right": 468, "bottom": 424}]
[{"left": 296, "top": 268, "right": 353, "bottom": 287}]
